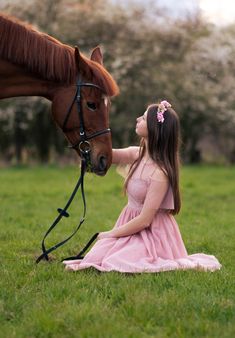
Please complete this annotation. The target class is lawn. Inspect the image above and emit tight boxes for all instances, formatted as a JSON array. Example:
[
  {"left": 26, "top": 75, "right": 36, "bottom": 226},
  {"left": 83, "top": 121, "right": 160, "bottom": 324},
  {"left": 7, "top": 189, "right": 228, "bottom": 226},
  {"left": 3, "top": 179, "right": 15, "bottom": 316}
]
[{"left": 0, "top": 165, "right": 234, "bottom": 338}]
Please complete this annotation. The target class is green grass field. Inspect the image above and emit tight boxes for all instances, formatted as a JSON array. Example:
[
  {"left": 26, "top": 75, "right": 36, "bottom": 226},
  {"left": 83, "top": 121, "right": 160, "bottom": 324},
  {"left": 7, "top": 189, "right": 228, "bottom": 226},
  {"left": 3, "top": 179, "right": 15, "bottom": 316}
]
[{"left": 0, "top": 165, "right": 234, "bottom": 338}]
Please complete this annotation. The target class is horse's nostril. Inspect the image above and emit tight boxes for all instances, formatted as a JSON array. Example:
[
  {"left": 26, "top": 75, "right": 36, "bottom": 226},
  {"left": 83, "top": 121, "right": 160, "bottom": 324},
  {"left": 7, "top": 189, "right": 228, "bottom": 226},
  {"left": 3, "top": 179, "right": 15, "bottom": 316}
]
[{"left": 99, "top": 156, "right": 107, "bottom": 171}]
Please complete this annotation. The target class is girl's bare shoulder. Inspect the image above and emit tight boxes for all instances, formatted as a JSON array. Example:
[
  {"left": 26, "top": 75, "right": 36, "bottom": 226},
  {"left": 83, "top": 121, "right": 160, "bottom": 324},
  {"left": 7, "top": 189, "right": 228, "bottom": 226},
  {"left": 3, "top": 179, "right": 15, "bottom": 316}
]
[{"left": 149, "top": 164, "right": 168, "bottom": 182}]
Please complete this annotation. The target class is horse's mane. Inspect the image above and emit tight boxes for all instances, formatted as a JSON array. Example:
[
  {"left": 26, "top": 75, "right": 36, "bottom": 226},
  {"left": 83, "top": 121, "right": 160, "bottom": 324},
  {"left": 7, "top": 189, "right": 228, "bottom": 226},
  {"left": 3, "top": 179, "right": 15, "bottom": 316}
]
[{"left": 0, "top": 13, "right": 119, "bottom": 96}]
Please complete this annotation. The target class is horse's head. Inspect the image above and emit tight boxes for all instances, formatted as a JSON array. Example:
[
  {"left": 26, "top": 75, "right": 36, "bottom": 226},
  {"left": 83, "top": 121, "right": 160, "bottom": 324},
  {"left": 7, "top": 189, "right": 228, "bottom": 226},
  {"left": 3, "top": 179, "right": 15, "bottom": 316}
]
[{"left": 52, "top": 46, "right": 119, "bottom": 176}]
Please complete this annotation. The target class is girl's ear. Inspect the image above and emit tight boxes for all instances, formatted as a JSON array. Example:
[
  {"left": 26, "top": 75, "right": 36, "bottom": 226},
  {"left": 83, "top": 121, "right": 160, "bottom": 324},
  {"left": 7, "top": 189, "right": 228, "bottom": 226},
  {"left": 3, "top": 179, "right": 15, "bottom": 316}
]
[
  {"left": 90, "top": 46, "right": 103, "bottom": 66},
  {"left": 74, "top": 46, "right": 91, "bottom": 78}
]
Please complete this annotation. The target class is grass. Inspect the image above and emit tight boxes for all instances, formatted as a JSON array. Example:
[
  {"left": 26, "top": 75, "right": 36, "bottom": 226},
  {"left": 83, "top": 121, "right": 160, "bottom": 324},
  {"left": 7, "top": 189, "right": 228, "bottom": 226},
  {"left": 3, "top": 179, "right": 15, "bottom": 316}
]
[{"left": 0, "top": 164, "right": 234, "bottom": 338}]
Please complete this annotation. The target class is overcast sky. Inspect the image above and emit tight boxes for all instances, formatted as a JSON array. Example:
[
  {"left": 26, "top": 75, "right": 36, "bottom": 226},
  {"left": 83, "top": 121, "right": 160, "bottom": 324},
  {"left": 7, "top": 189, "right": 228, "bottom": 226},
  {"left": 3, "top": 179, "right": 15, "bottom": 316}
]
[
  {"left": 115, "top": 0, "right": 235, "bottom": 25},
  {"left": 2, "top": 0, "right": 235, "bottom": 26}
]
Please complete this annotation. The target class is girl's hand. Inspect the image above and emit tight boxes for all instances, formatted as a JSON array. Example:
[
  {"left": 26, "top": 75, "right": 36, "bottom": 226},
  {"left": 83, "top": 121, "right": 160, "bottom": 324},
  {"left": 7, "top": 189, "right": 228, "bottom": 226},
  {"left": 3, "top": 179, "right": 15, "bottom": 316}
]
[{"left": 97, "top": 231, "right": 113, "bottom": 240}]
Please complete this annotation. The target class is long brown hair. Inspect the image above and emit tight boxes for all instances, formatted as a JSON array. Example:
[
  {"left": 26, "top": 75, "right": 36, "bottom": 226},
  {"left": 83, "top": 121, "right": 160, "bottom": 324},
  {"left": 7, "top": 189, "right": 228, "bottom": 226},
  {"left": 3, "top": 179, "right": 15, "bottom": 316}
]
[{"left": 124, "top": 103, "right": 181, "bottom": 214}]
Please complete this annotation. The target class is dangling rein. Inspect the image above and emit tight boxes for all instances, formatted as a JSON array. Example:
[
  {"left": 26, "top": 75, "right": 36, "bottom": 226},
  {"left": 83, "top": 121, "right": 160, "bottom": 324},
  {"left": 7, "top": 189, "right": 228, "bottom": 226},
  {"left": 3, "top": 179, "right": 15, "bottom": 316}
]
[{"left": 35, "top": 159, "right": 99, "bottom": 264}]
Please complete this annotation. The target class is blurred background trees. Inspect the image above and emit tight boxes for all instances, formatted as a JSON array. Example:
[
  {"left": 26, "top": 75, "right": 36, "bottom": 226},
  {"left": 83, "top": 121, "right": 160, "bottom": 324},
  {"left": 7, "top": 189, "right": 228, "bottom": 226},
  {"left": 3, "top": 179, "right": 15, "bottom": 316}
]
[{"left": 0, "top": 0, "right": 235, "bottom": 165}]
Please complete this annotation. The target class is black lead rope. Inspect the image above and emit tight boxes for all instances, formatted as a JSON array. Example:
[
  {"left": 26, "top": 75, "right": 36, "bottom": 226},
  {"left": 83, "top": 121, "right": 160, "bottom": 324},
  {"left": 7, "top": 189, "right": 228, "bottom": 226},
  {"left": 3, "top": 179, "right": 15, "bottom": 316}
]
[
  {"left": 62, "top": 232, "right": 99, "bottom": 261},
  {"left": 36, "top": 160, "right": 97, "bottom": 264}
]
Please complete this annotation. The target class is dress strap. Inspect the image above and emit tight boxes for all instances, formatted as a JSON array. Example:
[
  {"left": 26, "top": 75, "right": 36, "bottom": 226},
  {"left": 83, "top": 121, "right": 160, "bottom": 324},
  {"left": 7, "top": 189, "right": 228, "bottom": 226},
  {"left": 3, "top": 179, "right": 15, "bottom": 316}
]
[
  {"left": 149, "top": 167, "right": 158, "bottom": 178},
  {"left": 139, "top": 161, "right": 146, "bottom": 179}
]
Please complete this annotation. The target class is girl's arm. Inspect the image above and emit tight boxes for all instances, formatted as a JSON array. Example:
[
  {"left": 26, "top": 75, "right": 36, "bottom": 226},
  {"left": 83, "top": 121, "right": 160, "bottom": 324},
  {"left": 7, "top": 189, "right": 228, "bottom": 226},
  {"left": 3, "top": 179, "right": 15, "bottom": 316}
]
[
  {"left": 112, "top": 146, "right": 139, "bottom": 164},
  {"left": 99, "top": 208, "right": 160, "bottom": 238},
  {"left": 98, "top": 171, "right": 169, "bottom": 238}
]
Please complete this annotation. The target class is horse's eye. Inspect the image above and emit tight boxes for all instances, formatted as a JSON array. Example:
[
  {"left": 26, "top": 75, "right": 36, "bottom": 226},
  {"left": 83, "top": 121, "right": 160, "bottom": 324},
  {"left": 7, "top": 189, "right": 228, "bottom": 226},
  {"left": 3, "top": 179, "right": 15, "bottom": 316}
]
[{"left": 86, "top": 102, "right": 97, "bottom": 111}]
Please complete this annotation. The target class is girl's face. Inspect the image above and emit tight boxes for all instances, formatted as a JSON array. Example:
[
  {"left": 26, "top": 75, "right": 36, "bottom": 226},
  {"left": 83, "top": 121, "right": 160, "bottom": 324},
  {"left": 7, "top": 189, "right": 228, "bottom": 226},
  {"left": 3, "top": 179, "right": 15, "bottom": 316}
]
[{"left": 135, "top": 110, "right": 148, "bottom": 138}]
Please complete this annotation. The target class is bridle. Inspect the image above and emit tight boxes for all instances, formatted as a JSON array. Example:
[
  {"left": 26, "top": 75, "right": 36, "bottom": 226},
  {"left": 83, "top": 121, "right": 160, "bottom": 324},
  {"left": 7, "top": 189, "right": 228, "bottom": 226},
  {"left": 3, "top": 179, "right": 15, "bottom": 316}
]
[
  {"left": 36, "top": 77, "right": 111, "bottom": 264},
  {"left": 62, "top": 76, "right": 111, "bottom": 162}
]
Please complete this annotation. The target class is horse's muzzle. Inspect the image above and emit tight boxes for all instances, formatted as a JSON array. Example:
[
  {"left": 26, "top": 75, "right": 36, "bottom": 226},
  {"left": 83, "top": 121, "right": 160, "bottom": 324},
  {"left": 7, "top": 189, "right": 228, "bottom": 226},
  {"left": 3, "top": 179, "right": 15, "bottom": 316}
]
[
  {"left": 96, "top": 156, "right": 109, "bottom": 176},
  {"left": 90, "top": 155, "right": 109, "bottom": 176}
]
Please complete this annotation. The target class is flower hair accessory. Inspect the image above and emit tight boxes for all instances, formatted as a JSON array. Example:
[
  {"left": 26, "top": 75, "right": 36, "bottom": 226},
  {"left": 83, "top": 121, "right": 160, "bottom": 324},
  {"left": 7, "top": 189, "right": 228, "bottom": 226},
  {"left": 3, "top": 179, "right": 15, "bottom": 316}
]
[{"left": 157, "top": 100, "right": 172, "bottom": 123}]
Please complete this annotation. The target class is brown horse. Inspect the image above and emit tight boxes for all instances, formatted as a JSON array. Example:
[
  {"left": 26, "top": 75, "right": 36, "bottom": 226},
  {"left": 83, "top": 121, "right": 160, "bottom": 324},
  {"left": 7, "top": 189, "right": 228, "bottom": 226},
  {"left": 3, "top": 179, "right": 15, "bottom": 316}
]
[{"left": 0, "top": 13, "right": 119, "bottom": 175}]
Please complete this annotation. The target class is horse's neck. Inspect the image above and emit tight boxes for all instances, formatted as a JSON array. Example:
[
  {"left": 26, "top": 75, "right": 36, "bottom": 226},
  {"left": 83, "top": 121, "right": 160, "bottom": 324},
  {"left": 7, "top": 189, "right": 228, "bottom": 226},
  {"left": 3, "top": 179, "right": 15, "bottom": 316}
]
[{"left": 0, "top": 59, "right": 57, "bottom": 101}]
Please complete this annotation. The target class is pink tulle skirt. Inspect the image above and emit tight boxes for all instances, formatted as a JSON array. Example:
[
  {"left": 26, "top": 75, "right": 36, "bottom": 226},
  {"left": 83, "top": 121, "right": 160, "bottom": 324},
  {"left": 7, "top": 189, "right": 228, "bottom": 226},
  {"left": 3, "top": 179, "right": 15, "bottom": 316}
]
[{"left": 63, "top": 206, "right": 221, "bottom": 273}]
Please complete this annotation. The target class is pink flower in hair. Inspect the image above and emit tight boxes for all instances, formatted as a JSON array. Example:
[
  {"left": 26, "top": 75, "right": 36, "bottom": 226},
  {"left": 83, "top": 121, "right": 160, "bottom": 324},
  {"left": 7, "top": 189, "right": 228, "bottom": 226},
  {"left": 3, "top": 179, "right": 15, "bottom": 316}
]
[
  {"left": 157, "top": 100, "right": 171, "bottom": 123},
  {"left": 157, "top": 112, "right": 164, "bottom": 123},
  {"left": 161, "top": 100, "right": 171, "bottom": 108}
]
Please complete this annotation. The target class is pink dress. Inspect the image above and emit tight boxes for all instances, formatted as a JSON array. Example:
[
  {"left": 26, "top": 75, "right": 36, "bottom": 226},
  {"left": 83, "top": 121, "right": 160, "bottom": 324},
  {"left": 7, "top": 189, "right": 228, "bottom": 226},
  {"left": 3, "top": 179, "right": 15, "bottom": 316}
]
[{"left": 63, "top": 147, "right": 221, "bottom": 273}]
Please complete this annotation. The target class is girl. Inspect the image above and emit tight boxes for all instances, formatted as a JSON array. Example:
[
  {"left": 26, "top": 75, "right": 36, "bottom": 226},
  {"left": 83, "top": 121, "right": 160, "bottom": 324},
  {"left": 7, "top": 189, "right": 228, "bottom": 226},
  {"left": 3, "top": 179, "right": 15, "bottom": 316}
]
[{"left": 63, "top": 100, "right": 221, "bottom": 273}]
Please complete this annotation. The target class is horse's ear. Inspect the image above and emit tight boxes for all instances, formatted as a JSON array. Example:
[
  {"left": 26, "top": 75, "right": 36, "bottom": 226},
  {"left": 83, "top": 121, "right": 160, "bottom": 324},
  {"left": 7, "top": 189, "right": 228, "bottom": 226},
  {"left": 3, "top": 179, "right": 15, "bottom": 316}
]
[
  {"left": 74, "top": 46, "right": 80, "bottom": 69},
  {"left": 90, "top": 46, "right": 103, "bottom": 66},
  {"left": 74, "top": 46, "right": 91, "bottom": 77}
]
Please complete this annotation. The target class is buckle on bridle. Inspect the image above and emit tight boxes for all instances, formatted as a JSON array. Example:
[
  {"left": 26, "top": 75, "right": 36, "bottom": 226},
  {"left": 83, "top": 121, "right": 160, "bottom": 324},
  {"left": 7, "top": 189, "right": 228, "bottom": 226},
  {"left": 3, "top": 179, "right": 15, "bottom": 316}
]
[{"left": 79, "top": 140, "right": 91, "bottom": 154}]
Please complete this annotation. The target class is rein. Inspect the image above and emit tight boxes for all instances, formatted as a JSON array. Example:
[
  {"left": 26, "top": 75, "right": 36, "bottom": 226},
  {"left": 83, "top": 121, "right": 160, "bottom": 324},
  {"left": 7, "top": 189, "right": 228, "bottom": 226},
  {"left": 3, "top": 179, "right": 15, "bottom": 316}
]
[{"left": 36, "top": 77, "right": 110, "bottom": 264}]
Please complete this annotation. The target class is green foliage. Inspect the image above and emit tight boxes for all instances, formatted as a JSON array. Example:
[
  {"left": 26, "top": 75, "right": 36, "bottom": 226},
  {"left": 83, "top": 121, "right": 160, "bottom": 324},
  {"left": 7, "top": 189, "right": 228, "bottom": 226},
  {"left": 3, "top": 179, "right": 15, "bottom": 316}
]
[{"left": 0, "top": 165, "right": 234, "bottom": 338}]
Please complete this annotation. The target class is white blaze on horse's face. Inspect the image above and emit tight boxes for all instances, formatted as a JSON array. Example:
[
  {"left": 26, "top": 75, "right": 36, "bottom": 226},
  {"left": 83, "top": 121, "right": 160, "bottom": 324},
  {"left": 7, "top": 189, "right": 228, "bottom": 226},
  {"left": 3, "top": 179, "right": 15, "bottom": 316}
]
[{"left": 102, "top": 95, "right": 109, "bottom": 107}]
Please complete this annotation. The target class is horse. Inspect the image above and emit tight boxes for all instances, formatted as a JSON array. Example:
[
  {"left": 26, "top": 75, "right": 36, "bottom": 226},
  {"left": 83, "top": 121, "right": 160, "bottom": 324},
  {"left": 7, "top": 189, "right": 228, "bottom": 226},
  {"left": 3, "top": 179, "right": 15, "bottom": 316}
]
[{"left": 0, "top": 13, "right": 119, "bottom": 175}]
